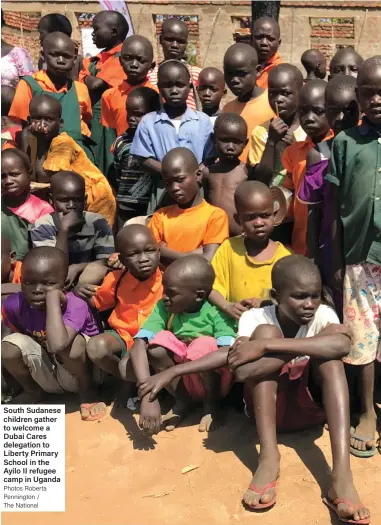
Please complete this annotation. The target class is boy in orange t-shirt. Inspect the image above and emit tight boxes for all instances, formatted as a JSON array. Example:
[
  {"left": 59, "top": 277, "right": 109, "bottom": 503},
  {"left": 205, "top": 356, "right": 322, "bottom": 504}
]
[
  {"left": 149, "top": 148, "right": 229, "bottom": 267},
  {"left": 281, "top": 80, "right": 334, "bottom": 255},
  {"left": 75, "top": 225, "right": 162, "bottom": 382},
  {"left": 252, "top": 16, "right": 283, "bottom": 89},
  {"left": 223, "top": 43, "right": 274, "bottom": 162}
]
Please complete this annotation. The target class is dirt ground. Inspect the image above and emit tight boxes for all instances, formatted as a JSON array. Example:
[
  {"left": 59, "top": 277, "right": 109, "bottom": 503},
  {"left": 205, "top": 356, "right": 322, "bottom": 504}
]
[{"left": 3, "top": 398, "right": 380, "bottom": 525}]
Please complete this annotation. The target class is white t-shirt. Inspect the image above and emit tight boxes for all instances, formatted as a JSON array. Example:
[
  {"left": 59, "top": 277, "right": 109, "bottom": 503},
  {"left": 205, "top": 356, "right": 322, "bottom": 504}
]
[{"left": 170, "top": 119, "right": 182, "bottom": 134}]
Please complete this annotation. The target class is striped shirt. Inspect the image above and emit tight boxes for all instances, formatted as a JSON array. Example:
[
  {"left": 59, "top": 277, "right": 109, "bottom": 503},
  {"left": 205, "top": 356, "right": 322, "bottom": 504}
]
[
  {"left": 147, "top": 63, "right": 201, "bottom": 111},
  {"left": 29, "top": 212, "right": 115, "bottom": 265}
]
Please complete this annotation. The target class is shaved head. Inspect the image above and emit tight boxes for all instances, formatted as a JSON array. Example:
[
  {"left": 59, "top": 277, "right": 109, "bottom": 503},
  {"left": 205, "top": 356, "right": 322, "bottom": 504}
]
[
  {"left": 122, "top": 35, "right": 153, "bottom": 61},
  {"left": 234, "top": 180, "right": 272, "bottom": 210},
  {"left": 162, "top": 147, "right": 199, "bottom": 176},
  {"left": 269, "top": 63, "right": 304, "bottom": 89},
  {"left": 272, "top": 255, "right": 321, "bottom": 292},
  {"left": 42, "top": 32, "right": 75, "bottom": 54},
  {"left": 252, "top": 16, "right": 281, "bottom": 63},
  {"left": 253, "top": 16, "right": 280, "bottom": 38},
  {"left": 301, "top": 49, "right": 327, "bottom": 79},
  {"left": 162, "top": 17, "right": 188, "bottom": 37},
  {"left": 94, "top": 10, "right": 129, "bottom": 39},
  {"left": 330, "top": 48, "right": 364, "bottom": 78},
  {"left": 357, "top": 55, "right": 381, "bottom": 84},
  {"left": 30, "top": 94, "right": 62, "bottom": 118},
  {"left": 299, "top": 79, "right": 327, "bottom": 102},
  {"left": 164, "top": 255, "right": 215, "bottom": 293},
  {"left": 224, "top": 43, "right": 259, "bottom": 69},
  {"left": 50, "top": 171, "right": 85, "bottom": 193},
  {"left": 116, "top": 224, "right": 157, "bottom": 252},
  {"left": 198, "top": 67, "right": 225, "bottom": 87},
  {"left": 1, "top": 85, "right": 15, "bottom": 115}
]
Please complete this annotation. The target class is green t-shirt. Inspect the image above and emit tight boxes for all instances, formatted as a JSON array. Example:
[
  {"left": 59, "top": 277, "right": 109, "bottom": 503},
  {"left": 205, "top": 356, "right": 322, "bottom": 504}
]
[
  {"left": 1, "top": 207, "right": 29, "bottom": 260},
  {"left": 136, "top": 299, "right": 236, "bottom": 346}
]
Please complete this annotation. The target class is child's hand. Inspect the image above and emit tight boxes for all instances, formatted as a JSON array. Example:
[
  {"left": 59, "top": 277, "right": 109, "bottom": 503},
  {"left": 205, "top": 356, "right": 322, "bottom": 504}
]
[
  {"left": 306, "top": 147, "right": 322, "bottom": 167},
  {"left": 241, "top": 297, "right": 261, "bottom": 309},
  {"left": 281, "top": 128, "right": 295, "bottom": 147},
  {"left": 29, "top": 120, "right": 48, "bottom": 136},
  {"left": 228, "top": 340, "right": 265, "bottom": 370},
  {"left": 64, "top": 264, "right": 83, "bottom": 291},
  {"left": 139, "top": 396, "right": 161, "bottom": 435},
  {"left": 45, "top": 289, "right": 67, "bottom": 308},
  {"left": 74, "top": 284, "right": 98, "bottom": 301},
  {"left": 268, "top": 118, "right": 289, "bottom": 144},
  {"left": 224, "top": 302, "right": 251, "bottom": 320},
  {"left": 137, "top": 368, "right": 176, "bottom": 401},
  {"left": 107, "top": 253, "right": 124, "bottom": 270},
  {"left": 58, "top": 211, "right": 85, "bottom": 232}
]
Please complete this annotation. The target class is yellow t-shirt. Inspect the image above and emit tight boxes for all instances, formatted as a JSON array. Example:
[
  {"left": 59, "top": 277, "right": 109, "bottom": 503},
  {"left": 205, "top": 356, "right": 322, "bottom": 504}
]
[{"left": 211, "top": 236, "right": 291, "bottom": 303}]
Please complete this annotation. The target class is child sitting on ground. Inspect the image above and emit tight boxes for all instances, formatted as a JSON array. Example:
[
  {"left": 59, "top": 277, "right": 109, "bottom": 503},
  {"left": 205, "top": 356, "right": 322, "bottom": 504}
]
[
  {"left": 210, "top": 181, "right": 290, "bottom": 320},
  {"left": 223, "top": 43, "right": 274, "bottom": 162},
  {"left": 203, "top": 113, "right": 248, "bottom": 236},
  {"left": 1, "top": 149, "right": 53, "bottom": 224},
  {"left": 197, "top": 67, "right": 226, "bottom": 125},
  {"left": 113, "top": 87, "right": 161, "bottom": 229},
  {"left": 301, "top": 49, "right": 327, "bottom": 82},
  {"left": 137, "top": 255, "right": 371, "bottom": 524},
  {"left": 28, "top": 94, "right": 116, "bottom": 226},
  {"left": 149, "top": 148, "right": 229, "bottom": 267},
  {"left": 128, "top": 255, "right": 236, "bottom": 433},
  {"left": 1, "top": 246, "right": 105, "bottom": 421},
  {"left": 75, "top": 225, "right": 162, "bottom": 405},
  {"left": 131, "top": 59, "right": 214, "bottom": 208},
  {"left": 30, "top": 171, "right": 114, "bottom": 288},
  {"left": 329, "top": 47, "right": 364, "bottom": 79},
  {"left": 1, "top": 85, "right": 21, "bottom": 150}
]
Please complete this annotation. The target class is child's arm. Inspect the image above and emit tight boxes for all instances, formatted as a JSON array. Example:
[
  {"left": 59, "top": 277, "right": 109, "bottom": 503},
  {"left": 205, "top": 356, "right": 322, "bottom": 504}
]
[
  {"left": 209, "top": 290, "right": 250, "bottom": 320},
  {"left": 73, "top": 284, "right": 97, "bottom": 308},
  {"left": 253, "top": 118, "right": 289, "bottom": 185},
  {"left": 45, "top": 290, "right": 78, "bottom": 354},
  {"left": 55, "top": 211, "right": 85, "bottom": 256},
  {"left": 142, "top": 158, "right": 162, "bottom": 174}
]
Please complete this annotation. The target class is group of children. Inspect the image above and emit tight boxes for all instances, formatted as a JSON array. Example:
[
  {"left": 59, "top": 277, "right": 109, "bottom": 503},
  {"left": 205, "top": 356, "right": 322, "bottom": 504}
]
[{"left": 1, "top": 10, "right": 380, "bottom": 524}]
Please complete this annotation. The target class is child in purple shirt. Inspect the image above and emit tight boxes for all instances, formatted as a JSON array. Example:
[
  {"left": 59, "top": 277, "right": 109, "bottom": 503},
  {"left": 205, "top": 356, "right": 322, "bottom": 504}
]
[{"left": 1, "top": 246, "right": 104, "bottom": 421}]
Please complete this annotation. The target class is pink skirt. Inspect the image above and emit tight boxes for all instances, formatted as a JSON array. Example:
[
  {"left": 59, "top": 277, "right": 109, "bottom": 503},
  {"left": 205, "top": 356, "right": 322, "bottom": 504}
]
[{"left": 149, "top": 331, "right": 233, "bottom": 400}]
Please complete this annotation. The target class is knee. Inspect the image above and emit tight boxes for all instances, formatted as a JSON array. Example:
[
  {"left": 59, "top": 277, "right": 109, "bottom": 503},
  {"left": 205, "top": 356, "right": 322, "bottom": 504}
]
[
  {"left": 147, "top": 345, "right": 168, "bottom": 360},
  {"left": 250, "top": 324, "right": 282, "bottom": 341},
  {"left": 86, "top": 335, "right": 109, "bottom": 362},
  {"left": 317, "top": 358, "right": 345, "bottom": 380},
  {"left": 1, "top": 342, "right": 22, "bottom": 361}
]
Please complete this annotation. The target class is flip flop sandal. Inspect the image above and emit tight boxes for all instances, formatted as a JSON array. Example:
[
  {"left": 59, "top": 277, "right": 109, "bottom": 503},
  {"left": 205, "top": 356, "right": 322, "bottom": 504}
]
[
  {"left": 350, "top": 426, "right": 376, "bottom": 458},
  {"left": 244, "top": 479, "right": 278, "bottom": 510},
  {"left": 80, "top": 402, "right": 107, "bottom": 422},
  {"left": 322, "top": 497, "right": 371, "bottom": 524}
]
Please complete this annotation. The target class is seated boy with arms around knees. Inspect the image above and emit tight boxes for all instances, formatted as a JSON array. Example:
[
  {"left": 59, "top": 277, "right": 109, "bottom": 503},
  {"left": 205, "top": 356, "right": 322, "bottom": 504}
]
[
  {"left": 149, "top": 148, "right": 229, "bottom": 267},
  {"left": 128, "top": 255, "right": 236, "bottom": 433},
  {"left": 138, "top": 255, "right": 371, "bottom": 523},
  {"left": 30, "top": 171, "right": 114, "bottom": 288},
  {"left": 197, "top": 67, "right": 226, "bottom": 125},
  {"left": 203, "top": 113, "right": 248, "bottom": 236},
  {"left": 301, "top": 49, "right": 327, "bottom": 82},
  {"left": 209, "top": 181, "right": 290, "bottom": 320},
  {"left": 113, "top": 87, "right": 161, "bottom": 230},
  {"left": 1, "top": 247, "right": 105, "bottom": 421},
  {"left": 75, "top": 225, "right": 162, "bottom": 399},
  {"left": 28, "top": 94, "right": 116, "bottom": 226},
  {"left": 1, "top": 149, "right": 53, "bottom": 224}
]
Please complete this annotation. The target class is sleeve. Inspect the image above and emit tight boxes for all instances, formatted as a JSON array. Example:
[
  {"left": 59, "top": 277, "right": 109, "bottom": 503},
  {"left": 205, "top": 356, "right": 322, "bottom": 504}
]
[
  {"left": 36, "top": 201, "right": 54, "bottom": 220},
  {"left": 297, "top": 160, "right": 329, "bottom": 205},
  {"left": 237, "top": 309, "right": 268, "bottom": 338},
  {"left": 75, "top": 82, "right": 92, "bottom": 123},
  {"left": 29, "top": 220, "right": 57, "bottom": 248},
  {"left": 134, "top": 300, "right": 169, "bottom": 341},
  {"left": 78, "top": 58, "right": 91, "bottom": 83},
  {"left": 92, "top": 271, "right": 118, "bottom": 311},
  {"left": 100, "top": 89, "right": 116, "bottom": 129},
  {"left": 213, "top": 307, "right": 237, "bottom": 346},
  {"left": 8, "top": 79, "right": 32, "bottom": 122},
  {"left": 148, "top": 212, "right": 164, "bottom": 244},
  {"left": 2, "top": 294, "right": 21, "bottom": 332},
  {"left": 93, "top": 217, "right": 115, "bottom": 259},
  {"left": 129, "top": 116, "right": 156, "bottom": 159},
  {"left": 62, "top": 294, "right": 91, "bottom": 334},
  {"left": 312, "top": 305, "right": 340, "bottom": 335},
  {"left": 43, "top": 136, "right": 76, "bottom": 172},
  {"left": 211, "top": 242, "right": 229, "bottom": 299},
  {"left": 16, "top": 48, "right": 35, "bottom": 76},
  {"left": 280, "top": 145, "right": 296, "bottom": 191},
  {"left": 248, "top": 126, "right": 267, "bottom": 166},
  {"left": 325, "top": 138, "right": 342, "bottom": 187},
  {"left": 201, "top": 116, "right": 215, "bottom": 161},
  {"left": 204, "top": 208, "right": 229, "bottom": 246}
]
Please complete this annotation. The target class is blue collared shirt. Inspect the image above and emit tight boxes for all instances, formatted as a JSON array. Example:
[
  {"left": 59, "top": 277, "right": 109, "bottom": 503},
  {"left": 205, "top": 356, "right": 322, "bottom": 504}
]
[{"left": 130, "top": 107, "right": 214, "bottom": 163}]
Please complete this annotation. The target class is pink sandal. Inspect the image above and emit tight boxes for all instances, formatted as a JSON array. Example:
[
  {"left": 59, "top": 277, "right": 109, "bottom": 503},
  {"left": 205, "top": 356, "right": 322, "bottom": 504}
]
[
  {"left": 244, "top": 478, "right": 278, "bottom": 510},
  {"left": 323, "top": 497, "right": 371, "bottom": 524}
]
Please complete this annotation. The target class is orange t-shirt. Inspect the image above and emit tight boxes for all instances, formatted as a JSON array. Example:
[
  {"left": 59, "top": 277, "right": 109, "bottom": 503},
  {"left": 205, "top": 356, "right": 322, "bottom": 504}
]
[
  {"left": 101, "top": 79, "right": 159, "bottom": 135},
  {"left": 12, "top": 261, "right": 22, "bottom": 284},
  {"left": 9, "top": 71, "right": 92, "bottom": 137},
  {"left": 149, "top": 199, "right": 229, "bottom": 252},
  {"left": 281, "top": 130, "right": 335, "bottom": 255},
  {"left": 93, "top": 267, "right": 163, "bottom": 349},
  {"left": 256, "top": 52, "right": 283, "bottom": 90},
  {"left": 79, "top": 43, "right": 125, "bottom": 89},
  {"left": 223, "top": 91, "right": 274, "bottom": 162}
]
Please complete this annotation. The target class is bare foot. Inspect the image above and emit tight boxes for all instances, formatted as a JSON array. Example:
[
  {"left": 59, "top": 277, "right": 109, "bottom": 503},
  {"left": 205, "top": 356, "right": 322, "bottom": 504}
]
[
  {"left": 162, "top": 401, "right": 193, "bottom": 432},
  {"left": 327, "top": 475, "right": 371, "bottom": 522},
  {"left": 80, "top": 402, "right": 107, "bottom": 421},
  {"left": 7, "top": 390, "right": 43, "bottom": 404},
  {"left": 243, "top": 453, "right": 280, "bottom": 509},
  {"left": 198, "top": 412, "right": 223, "bottom": 432},
  {"left": 350, "top": 411, "right": 377, "bottom": 452}
]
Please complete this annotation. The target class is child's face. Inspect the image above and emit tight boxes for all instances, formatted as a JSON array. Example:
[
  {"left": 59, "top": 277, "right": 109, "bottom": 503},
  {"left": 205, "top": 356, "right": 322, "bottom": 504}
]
[
  {"left": 1, "top": 155, "right": 30, "bottom": 198},
  {"left": 357, "top": 66, "right": 381, "bottom": 126},
  {"left": 299, "top": 87, "right": 330, "bottom": 141},
  {"left": 126, "top": 97, "right": 149, "bottom": 130},
  {"left": 330, "top": 54, "right": 362, "bottom": 79},
  {"left": 224, "top": 55, "right": 257, "bottom": 98},
  {"left": 92, "top": 14, "right": 114, "bottom": 49},
  {"left": 158, "top": 66, "right": 190, "bottom": 107},
  {"left": 252, "top": 20, "right": 280, "bottom": 63},
  {"left": 29, "top": 102, "right": 61, "bottom": 140},
  {"left": 118, "top": 232, "right": 159, "bottom": 281},
  {"left": 45, "top": 38, "right": 75, "bottom": 77},
  {"left": 162, "top": 167, "right": 201, "bottom": 206},
  {"left": 21, "top": 258, "right": 67, "bottom": 311},
  {"left": 268, "top": 73, "right": 299, "bottom": 121},
  {"left": 215, "top": 122, "right": 247, "bottom": 161},
  {"left": 275, "top": 275, "right": 321, "bottom": 326},
  {"left": 235, "top": 192, "right": 275, "bottom": 242},
  {"left": 197, "top": 71, "right": 225, "bottom": 110},
  {"left": 120, "top": 40, "right": 153, "bottom": 84},
  {"left": 160, "top": 25, "right": 188, "bottom": 61},
  {"left": 162, "top": 273, "right": 203, "bottom": 314},
  {"left": 51, "top": 181, "right": 86, "bottom": 218},
  {"left": 326, "top": 90, "right": 359, "bottom": 135}
]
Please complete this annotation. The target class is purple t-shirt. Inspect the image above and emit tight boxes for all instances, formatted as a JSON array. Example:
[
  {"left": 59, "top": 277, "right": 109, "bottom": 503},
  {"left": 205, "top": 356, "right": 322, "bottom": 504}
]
[{"left": 2, "top": 292, "right": 99, "bottom": 348}]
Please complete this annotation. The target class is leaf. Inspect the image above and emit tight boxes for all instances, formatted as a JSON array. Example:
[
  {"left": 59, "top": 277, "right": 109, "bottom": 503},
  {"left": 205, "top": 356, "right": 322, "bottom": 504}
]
[
  {"left": 181, "top": 464, "right": 200, "bottom": 474},
  {"left": 143, "top": 487, "right": 175, "bottom": 499}
]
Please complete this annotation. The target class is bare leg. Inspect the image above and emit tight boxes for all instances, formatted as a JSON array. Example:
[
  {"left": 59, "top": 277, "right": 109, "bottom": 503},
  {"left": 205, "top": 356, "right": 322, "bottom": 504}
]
[
  {"left": 350, "top": 362, "right": 377, "bottom": 452},
  {"left": 314, "top": 360, "right": 371, "bottom": 522},
  {"left": 1, "top": 342, "right": 43, "bottom": 403},
  {"left": 87, "top": 333, "right": 124, "bottom": 378},
  {"left": 199, "top": 371, "right": 222, "bottom": 432}
]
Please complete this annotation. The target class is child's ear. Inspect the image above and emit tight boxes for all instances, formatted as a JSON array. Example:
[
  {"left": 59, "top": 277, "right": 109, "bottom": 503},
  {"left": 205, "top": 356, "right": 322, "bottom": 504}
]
[
  {"left": 10, "top": 250, "right": 17, "bottom": 265},
  {"left": 222, "top": 87, "right": 227, "bottom": 97},
  {"left": 195, "top": 167, "right": 203, "bottom": 184},
  {"left": 269, "top": 288, "right": 278, "bottom": 305},
  {"left": 233, "top": 212, "right": 241, "bottom": 226},
  {"left": 59, "top": 118, "right": 64, "bottom": 129},
  {"left": 195, "top": 289, "right": 206, "bottom": 302},
  {"left": 150, "top": 60, "right": 156, "bottom": 71}
]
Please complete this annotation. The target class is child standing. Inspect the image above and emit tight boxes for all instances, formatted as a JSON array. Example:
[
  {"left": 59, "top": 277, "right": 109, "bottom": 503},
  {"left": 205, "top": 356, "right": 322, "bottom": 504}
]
[
  {"left": 30, "top": 171, "right": 114, "bottom": 287},
  {"left": 203, "top": 113, "right": 248, "bottom": 236},
  {"left": 1, "top": 149, "right": 53, "bottom": 224},
  {"left": 223, "top": 43, "right": 274, "bottom": 162},
  {"left": 113, "top": 87, "right": 161, "bottom": 229},
  {"left": 252, "top": 16, "right": 283, "bottom": 89},
  {"left": 210, "top": 181, "right": 291, "bottom": 319},
  {"left": 327, "top": 56, "right": 381, "bottom": 459},
  {"left": 197, "top": 67, "right": 226, "bottom": 125},
  {"left": 129, "top": 255, "right": 236, "bottom": 433},
  {"left": 301, "top": 49, "right": 327, "bottom": 82},
  {"left": 1, "top": 246, "right": 104, "bottom": 421},
  {"left": 149, "top": 148, "right": 229, "bottom": 266},
  {"left": 329, "top": 48, "right": 364, "bottom": 79}
]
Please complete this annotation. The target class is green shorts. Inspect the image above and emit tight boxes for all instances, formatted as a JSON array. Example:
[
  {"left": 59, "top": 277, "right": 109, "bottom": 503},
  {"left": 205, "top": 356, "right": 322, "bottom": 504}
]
[{"left": 104, "top": 330, "right": 127, "bottom": 356}]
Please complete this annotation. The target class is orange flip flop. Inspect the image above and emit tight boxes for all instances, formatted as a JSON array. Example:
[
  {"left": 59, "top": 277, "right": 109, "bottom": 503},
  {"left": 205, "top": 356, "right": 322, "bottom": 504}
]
[
  {"left": 80, "top": 402, "right": 107, "bottom": 422},
  {"left": 323, "top": 497, "right": 371, "bottom": 524},
  {"left": 244, "top": 479, "right": 278, "bottom": 510}
]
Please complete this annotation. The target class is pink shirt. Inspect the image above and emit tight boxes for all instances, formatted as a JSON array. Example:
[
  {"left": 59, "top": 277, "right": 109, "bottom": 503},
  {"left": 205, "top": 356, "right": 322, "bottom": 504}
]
[{"left": 8, "top": 194, "right": 54, "bottom": 224}]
